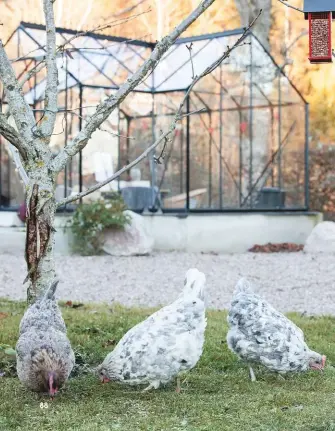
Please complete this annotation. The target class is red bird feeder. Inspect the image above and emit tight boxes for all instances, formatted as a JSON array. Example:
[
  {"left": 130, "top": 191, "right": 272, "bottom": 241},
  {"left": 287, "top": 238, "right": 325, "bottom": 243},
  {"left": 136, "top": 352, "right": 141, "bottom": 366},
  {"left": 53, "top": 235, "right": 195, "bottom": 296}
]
[{"left": 304, "top": 1, "right": 335, "bottom": 63}]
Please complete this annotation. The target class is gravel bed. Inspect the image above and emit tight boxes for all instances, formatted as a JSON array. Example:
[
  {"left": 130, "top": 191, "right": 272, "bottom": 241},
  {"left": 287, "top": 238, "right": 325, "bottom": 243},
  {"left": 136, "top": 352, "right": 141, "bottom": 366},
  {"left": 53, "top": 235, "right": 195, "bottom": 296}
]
[{"left": 0, "top": 251, "right": 334, "bottom": 315}]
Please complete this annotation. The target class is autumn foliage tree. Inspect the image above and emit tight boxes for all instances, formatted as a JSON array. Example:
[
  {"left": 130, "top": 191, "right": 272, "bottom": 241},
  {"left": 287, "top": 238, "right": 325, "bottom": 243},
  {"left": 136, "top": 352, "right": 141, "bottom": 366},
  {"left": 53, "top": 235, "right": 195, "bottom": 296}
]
[{"left": 284, "top": 145, "right": 335, "bottom": 220}]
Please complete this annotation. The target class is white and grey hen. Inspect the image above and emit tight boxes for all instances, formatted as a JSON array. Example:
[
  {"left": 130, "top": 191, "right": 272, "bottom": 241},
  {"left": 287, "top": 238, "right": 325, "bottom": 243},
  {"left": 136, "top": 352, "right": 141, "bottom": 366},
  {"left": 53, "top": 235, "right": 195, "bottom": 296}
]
[
  {"left": 97, "top": 268, "right": 207, "bottom": 392},
  {"left": 227, "top": 278, "right": 326, "bottom": 381},
  {"left": 16, "top": 279, "right": 75, "bottom": 397}
]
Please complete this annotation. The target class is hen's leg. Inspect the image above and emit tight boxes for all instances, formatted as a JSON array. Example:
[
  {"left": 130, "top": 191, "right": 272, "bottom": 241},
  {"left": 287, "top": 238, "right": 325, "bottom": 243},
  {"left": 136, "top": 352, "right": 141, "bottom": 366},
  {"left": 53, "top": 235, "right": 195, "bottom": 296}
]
[
  {"left": 249, "top": 367, "right": 256, "bottom": 382},
  {"left": 176, "top": 377, "right": 181, "bottom": 394},
  {"left": 142, "top": 380, "right": 160, "bottom": 392}
]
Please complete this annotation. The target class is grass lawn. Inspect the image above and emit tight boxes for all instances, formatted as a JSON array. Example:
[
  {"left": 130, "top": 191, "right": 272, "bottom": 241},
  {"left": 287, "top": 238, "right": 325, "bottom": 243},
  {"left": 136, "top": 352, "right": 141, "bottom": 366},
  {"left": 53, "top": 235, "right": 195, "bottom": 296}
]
[{"left": 0, "top": 300, "right": 335, "bottom": 431}]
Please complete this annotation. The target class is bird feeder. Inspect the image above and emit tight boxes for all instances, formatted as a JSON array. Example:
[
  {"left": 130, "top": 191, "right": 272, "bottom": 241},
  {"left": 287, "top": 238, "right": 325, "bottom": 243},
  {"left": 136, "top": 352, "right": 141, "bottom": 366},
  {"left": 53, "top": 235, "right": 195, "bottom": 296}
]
[{"left": 304, "top": 0, "right": 335, "bottom": 63}]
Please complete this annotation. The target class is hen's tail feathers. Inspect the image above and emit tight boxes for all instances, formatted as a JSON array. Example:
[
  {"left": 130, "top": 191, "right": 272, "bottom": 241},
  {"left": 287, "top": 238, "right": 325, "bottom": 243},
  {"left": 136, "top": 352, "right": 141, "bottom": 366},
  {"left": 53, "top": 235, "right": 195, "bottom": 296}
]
[
  {"left": 41, "top": 279, "right": 59, "bottom": 301},
  {"left": 183, "top": 268, "right": 206, "bottom": 301},
  {"left": 234, "top": 277, "right": 253, "bottom": 295}
]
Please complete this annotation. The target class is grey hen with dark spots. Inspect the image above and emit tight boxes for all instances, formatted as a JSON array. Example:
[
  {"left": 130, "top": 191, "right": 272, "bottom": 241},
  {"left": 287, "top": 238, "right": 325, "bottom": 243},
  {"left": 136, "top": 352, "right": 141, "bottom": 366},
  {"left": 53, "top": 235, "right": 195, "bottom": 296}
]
[
  {"left": 16, "top": 279, "right": 75, "bottom": 397},
  {"left": 227, "top": 278, "right": 326, "bottom": 381}
]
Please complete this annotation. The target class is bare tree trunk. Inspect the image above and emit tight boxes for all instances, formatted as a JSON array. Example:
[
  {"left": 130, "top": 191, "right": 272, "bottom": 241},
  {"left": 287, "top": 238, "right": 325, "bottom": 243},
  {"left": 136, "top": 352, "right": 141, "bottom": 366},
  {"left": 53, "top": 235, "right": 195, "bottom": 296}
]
[
  {"left": 25, "top": 182, "right": 56, "bottom": 303},
  {"left": 24, "top": 169, "right": 57, "bottom": 303}
]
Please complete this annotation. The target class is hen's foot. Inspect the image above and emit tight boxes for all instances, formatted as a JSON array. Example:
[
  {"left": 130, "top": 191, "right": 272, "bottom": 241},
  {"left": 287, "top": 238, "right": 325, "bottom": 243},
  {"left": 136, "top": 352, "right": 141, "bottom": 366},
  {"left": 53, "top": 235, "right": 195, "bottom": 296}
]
[
  {"left": 249, "top": 367, "right": 256, "bottom": 382},
  {"left": 142, "top": 381, "right": 160, "bottom": 392}
]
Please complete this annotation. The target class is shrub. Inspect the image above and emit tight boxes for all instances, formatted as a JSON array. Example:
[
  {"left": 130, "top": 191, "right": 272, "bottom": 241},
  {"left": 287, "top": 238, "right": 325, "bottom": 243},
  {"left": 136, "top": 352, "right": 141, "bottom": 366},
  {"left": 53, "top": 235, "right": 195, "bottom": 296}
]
[{"left": 68, "top": 193, "right": 131, "bottom": 255}]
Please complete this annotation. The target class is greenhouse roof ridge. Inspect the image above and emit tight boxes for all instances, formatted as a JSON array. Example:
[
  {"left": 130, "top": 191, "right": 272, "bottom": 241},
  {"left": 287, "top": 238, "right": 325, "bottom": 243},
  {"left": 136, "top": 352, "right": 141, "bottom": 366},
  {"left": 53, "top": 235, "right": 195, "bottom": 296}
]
[
  {"left": 18, "top": 22, "right": 248, "bottom": 48},
  {"left": 19, "top": 21, "right": 156, "bottom": 48},
  {"left": 175, "top": 28, "right": 247, "bottom": 44}
]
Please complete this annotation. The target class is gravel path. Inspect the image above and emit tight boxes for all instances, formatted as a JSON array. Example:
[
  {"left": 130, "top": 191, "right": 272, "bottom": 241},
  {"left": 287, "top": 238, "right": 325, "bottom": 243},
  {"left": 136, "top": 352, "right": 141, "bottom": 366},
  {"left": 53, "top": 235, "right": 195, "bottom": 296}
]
[{"left": 0, "top": 251, "right": 334, "bottom": 315}]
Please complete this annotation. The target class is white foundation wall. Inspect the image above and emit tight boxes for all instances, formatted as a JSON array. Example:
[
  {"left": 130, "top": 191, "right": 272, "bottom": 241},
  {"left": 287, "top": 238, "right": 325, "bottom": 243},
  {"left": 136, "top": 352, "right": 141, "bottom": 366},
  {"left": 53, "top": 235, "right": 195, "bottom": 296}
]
[
  {"left": 0, "top": 211, "right": 322, "bottom": 255},
  {"left": 142, "top": 213, "right": 323, "bottom": 253}
]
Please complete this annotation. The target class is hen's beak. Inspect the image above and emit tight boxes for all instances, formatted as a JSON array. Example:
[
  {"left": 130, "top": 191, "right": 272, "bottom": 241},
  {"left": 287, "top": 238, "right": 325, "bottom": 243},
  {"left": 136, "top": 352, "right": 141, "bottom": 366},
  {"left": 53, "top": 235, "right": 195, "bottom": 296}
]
[
  {"left": 310, "top": 364, "right": 323, "bottom": 371},
  {"left": 49, "top": 388, "right": 58, "bottom": 399},
  {"left": 310, "top": 356, "right": 326, "bottom": 371}
]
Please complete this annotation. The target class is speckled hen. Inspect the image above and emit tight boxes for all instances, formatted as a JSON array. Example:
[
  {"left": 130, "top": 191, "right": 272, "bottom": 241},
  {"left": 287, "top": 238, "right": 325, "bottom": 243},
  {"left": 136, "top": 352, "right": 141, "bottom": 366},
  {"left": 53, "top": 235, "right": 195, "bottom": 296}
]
[
  {"left": 97, "top": 268, "right": 207, "bottom": 392},
  {"left": 227, "top": 278, "right": 326, "bottom": 381},
  {"left": 16, "top": 279, "right": 75, "bottom": 397}
]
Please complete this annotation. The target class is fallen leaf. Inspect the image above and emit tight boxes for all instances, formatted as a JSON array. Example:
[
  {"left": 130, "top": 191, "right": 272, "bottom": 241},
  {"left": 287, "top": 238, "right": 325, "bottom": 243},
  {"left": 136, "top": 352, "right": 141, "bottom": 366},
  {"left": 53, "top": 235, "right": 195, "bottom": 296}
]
[
  {"left": 0, "top": 312, "right": 8, "bottom": 320},
  {"left": 84, "top": 327, "right": 102, "bottom": 334},
  {"left": 248, "top": 243, "right": 304, "bottom": 253},
  {"left": 0, "top": 344, "right": 11, "bottom": 351},
  {"left": 280, "top": 405, "right": 303, "bottom": 412},
  {"left": 4, "top": 348, "right": 16, "bottom": 356},
  {"left": 293, "top": 405, "right": 304, "bottom": 411},
  {"left": 102, "top": 339, "right": 116, "bottom": 348},
  {"left": 65, "top": 301, "right": 84, "bottom": 309}
]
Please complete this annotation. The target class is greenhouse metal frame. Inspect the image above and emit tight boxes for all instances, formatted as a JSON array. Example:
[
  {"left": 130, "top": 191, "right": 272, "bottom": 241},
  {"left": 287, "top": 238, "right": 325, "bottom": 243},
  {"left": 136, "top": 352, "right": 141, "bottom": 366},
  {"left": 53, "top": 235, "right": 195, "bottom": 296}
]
[{"left": 0, "top": 21, "right": 309, "bottom": 213}]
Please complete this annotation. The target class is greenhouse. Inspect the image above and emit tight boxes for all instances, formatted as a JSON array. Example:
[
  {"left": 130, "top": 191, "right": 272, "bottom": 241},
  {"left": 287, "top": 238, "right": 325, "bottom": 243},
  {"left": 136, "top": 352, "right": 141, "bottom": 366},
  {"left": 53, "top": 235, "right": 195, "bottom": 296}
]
[{"left": 0, "top": 22, "right": 309, "bottom": 212}]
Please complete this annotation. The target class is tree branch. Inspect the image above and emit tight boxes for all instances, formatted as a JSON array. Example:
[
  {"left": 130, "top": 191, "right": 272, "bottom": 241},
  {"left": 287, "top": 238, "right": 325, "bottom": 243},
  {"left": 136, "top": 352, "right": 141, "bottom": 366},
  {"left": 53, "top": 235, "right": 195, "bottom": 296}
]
[
  {"left": 285, "top": 30, "right": 308, "bottom": 54},
  {"left": 0, "top": 41, "right": 36, "bottom": 158},
  {"left": 51, "top": 0, "right": 217, "bottom": 173},
  {"left": 7, "top": 144, "right": 29, "bottom": 185},
  {"left": 277, "top": 0, "right": 303, "bottom": 13},
  {"left": 17, "top": 13, "right": 152, "bottom": 90},
  {"left": 19, "top": 60, "right": 45, "bottom": 90},
  {"left": 0, "top": 114, "right": 30, "bottom": 184},
  {"left": 0, "top": 113, "right": 27, "bottom": 158},
  {"left": 37, "top": 0, "right": 58, "bottom": 141},
  {"left": 109, "top": 0, "right": 149, "bottom": 18},
  {"left": 57, "top": 11, "right": 261, "bottom": 207},
  {"left": 57, "top": 129, "right": 172, "bottom": 206}
]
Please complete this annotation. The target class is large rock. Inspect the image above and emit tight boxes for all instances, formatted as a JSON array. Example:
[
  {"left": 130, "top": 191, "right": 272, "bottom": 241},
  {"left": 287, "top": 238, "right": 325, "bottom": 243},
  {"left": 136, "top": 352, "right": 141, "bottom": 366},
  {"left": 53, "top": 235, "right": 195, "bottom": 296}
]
[
  {"left": 304, "top": 221, "right": 335, "bottom": 253},
  {"left": 102, "top": 210, "right": 154, "bottom": 256}
]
